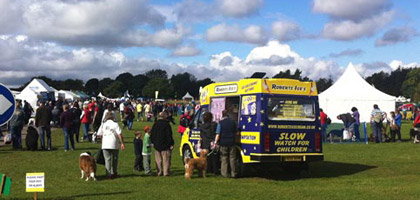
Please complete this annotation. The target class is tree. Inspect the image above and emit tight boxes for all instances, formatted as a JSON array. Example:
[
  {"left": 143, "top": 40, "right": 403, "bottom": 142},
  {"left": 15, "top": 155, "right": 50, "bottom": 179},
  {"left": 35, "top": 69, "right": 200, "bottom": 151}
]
[
  {"left": 145, "top": 69, "right": 168, "bottom": 80},
  {"left": 103, "top": 81, "right": 124, "bottom": 98},
  {"left": 273, "top": 69, "right": 310, "bottom": 81},
  {"left": 85, "top": 78, "right": 100, "bottom": 96},
  {"left": 170, "top": 72, "right": 197, "bottom": 99},
  {"left": 142, "top": 78, "right": 173, "bottom": 99},
  {"left": 131, "top": 74, "right": 149, "bottom": 97},
  {"left": 98, "top": 78, "right": 114, "bottom": 92},
  {"left": 316, "top": 78, "right": 333, "bottom": 93},
  {"left": 401, "top": 68, "right": 420, "bottom": 100}
]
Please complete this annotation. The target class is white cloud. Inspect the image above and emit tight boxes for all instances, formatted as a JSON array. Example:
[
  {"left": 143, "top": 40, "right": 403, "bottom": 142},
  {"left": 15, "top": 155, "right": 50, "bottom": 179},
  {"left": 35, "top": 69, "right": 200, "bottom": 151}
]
[
  {"left": 329, "top": 48, "right": 364, "bottom": 58},
  {"left": 217, "top": 0, "right": 263, "bottom": 18},
  {"left": 271, "top": 21, "right": 302, "bottom": 41},
  {"left": 322, "top": 10, "right": 394, "bottom": 41},
  {"left": 171, "top": 45, "right": 201, "bottom": 57},
  {"left": 313, "top": 0, "right": 391, "bottom": 21},
  {"left": 375, "top": 27, "right": 418, "bottom": 47},
  {"left": 205, "top": 24, "right": 268, "bottom": 45},
  {"left": 0, "top": 0, "right": 196, "bottom": 48},
  {"left": 389, "top": 60, "right": 419, "bottom": 70}
]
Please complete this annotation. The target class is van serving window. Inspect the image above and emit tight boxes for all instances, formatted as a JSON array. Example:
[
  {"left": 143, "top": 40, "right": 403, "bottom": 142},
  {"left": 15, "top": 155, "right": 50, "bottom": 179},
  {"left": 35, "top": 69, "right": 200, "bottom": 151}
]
[{"left": 267, "top": 98, "right": 315, "bottom": 121}]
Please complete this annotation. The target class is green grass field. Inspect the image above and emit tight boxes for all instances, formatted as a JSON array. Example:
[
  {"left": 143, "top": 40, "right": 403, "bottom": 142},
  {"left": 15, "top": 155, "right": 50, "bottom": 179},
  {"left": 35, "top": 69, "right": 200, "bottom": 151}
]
[{"left": 1, "top": 119, "right": 420, "bottom": 200}]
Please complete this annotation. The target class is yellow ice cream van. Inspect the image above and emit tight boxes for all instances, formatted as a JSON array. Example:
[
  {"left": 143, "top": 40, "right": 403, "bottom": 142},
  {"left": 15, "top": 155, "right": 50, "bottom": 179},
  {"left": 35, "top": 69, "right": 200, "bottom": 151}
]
[{"left": 180, "top": 76, "right": 323, "bottom": 176}]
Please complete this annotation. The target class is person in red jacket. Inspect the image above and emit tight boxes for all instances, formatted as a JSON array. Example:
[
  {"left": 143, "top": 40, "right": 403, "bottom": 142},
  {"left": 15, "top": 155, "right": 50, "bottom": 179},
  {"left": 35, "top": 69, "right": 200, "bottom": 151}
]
[
  {"left": 81, "top": 104, "right": 92, "bottom": 142},
  {"left": 177, "top": 112, "right": 191, "bottom": 135},
  {"left": 320, "top": 108, "right": 328, "bottom": 143},
  {"left": 413, "top": 108, "right": 420, "bottom": 143}
]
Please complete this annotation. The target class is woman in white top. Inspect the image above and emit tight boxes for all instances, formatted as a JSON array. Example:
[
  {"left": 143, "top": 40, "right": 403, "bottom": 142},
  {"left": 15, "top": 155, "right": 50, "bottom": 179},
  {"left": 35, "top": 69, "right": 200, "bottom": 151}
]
[{"left": 98, "top": 112, "right": 125, "bottom": 179}]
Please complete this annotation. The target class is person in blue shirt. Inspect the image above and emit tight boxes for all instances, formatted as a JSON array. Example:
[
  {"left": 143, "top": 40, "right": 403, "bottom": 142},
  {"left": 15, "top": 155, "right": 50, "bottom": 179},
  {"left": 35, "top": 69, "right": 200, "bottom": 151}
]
[{"left": 390, "top": 109, "right": 402, "bottom": 142}]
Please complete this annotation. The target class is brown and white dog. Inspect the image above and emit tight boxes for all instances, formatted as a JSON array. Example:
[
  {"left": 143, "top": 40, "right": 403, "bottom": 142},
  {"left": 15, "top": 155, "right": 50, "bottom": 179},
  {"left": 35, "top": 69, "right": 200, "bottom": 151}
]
[
  {"left": 79, "top": 152, "right": 97, "bottom": 181},
  {"left": 184, "top": 149, "right": 208, "bottom": 179}
]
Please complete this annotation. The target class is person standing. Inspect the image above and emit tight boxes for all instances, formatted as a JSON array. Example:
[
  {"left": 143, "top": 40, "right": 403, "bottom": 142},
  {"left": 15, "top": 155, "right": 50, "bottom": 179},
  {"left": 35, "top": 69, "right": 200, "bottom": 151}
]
[
  {"left": 60, "top": 104, "right": 75, "bottom": 152},
  {"left": 150, "top": 112, "right": 174, "bottom": 176},
  {"left": 214, "top": 110, "right": 238, "bottom": 178},
  {"left": 136, "top": 102, "right": 143, "bottom": 122},
  {"left": 200, "top": 112, "right": 219, "bottom": 175},
  {"left": 71, "top": 102, "right": 82, "bottom": 143},
  {"left": 102, "top": 104, "right": 116, "bottom": 124},
  {"left": 351, "top": 107, "right": 360, "bottom": 141},
  {"left": 81, "top": 104, "right": 91, "bottom": 142},
  {"left": 9, "top": 101, "right": 25, "bottom": 149},
  {"left": 35, "top": 101, "right": 52, "bottom": 150},
  {"left": 23, "top": 100, "right": 33, "bottom": 124},
  {"left": 370, "top": 104, "right": 384, "bottom": 143},
  {"left": 142, "top": 125, "right": 152, "bottom": 175},
  {"left": 320, "top": 109, "right": 328, "bottom": 143},
  {"left": 98, "top": 113, "right": 125, "bottom": 179},
  {"left": 133, "top": 131, "right": 143, "bottom": 172},
  {"left": 390, "top": 110, "right": 402, "bottom": 142}
]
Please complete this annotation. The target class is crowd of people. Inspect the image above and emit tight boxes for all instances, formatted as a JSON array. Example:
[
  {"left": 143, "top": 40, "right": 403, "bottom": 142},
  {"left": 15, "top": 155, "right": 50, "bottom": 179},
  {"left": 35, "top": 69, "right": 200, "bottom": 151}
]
[{"left": 320, "top": 104, "right": 409, "bottom": 144}]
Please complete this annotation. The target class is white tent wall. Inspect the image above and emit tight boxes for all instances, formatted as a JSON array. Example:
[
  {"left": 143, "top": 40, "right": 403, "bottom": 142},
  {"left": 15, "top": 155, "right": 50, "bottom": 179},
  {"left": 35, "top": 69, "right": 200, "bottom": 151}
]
[{"left": 319, "top": 99, "right": 395, "bottom": 123}]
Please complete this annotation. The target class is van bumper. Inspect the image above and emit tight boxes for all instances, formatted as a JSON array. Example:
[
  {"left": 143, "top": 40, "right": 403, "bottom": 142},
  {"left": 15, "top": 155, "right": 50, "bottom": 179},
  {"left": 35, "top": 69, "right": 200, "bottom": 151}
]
[{"left": 250, "top": 153, "right": 323, "bottom": 162}]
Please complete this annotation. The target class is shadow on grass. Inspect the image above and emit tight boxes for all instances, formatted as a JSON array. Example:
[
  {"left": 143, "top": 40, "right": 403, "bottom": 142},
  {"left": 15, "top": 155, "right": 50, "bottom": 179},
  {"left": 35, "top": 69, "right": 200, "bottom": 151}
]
[
  {"left": 248, "top": 161, "right": 377, "bottom": 181},
  {"left": 51, "top": 191, "right": 132, "bottom": 199}
]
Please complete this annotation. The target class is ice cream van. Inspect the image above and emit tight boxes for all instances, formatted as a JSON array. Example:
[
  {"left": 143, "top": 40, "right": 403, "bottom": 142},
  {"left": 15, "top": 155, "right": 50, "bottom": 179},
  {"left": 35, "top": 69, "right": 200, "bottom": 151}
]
[{"left": 180, "top": 75, "right": 323, "bottom": 176}]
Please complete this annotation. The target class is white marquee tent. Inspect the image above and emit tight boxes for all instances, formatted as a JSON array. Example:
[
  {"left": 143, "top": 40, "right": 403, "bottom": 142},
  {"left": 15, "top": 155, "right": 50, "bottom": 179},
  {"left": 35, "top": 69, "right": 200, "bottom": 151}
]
[
  {"left": 56, "top": 90, "right": 80, "bottom": 102},
  {"left": 319, "top": 63, "right": 396, "bottom": 123},
  {"left": 16, "top": 79, "right": 55, "bottom": 110},
  {"left": 182, "top": 92, "right": 194, "bottom": 101}
]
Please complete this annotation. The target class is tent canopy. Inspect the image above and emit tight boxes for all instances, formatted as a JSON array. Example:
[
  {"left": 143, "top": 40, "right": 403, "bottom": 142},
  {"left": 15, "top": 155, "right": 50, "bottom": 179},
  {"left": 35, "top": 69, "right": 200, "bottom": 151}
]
[
  {"left": 182, "top": 92, "right": 194, "bottom": 100},
  {"left": 319, "top": 63, "right": 396, "bottom": 123}
]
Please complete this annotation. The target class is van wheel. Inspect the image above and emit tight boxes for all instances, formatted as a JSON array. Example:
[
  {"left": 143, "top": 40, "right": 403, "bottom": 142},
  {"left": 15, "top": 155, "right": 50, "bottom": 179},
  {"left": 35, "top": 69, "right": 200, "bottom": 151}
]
[
  {"left": 182, "top": 146, "right": 193, "bottom": 164},
  {"left": 235, "top": 152, "right": 249, "bottom": 177}
]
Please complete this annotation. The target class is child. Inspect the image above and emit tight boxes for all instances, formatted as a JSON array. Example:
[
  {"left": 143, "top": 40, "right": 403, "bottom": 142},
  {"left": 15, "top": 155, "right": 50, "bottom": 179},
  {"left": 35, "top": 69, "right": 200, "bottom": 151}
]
[
  {"left": 133, "top": 130, "right": 144, "bottom": 172},
  {"left": 142, "top": 126, "right": 152, "bottom": 175}
]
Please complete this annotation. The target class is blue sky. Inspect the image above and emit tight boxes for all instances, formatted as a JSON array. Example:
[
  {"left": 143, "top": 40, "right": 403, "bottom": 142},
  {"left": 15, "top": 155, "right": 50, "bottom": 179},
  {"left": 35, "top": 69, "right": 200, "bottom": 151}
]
[{"left": 0, "top": 0, "right": 419, "bottom": 87}]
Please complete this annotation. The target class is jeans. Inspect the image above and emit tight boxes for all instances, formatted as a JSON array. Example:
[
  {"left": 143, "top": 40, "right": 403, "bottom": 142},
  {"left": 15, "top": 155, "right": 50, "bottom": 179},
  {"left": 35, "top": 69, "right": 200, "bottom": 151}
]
[
  {"left": 39, "top": 126, "right": 52, "bottom": 149},
  {"left": 127, "top": 120, "right": 133, "bottom": 130},
  {"left": 63, "top": 127, "right": 75, "bottom": 150},
  {"left": 74, "top": 123, "right": 80, "bottom": 142},
  {"left": 220, "top": 146, "right": 237, "bottom": 178},
  {"left": 155, "top": 150, "right": 172, "bottom": 176},
  {"left": 372, "top": 122, "right": 382, "bottom": 143},
  {"left": 10, "top": 126, "right": 22, "bottom": 149},
  {"left": 321, "top": 124, "right": 328, "bottom": 142},
  {"left": 354, "top": 124, "right": 360, "bottom": 140},
  {"left": 82, "top": 123, "right": 90, "bottom": 141},
  {"left": 143, "top": 155, "right": 152, "bottom": 175},
  {"left": 103, "top": 149, "right": 119, "bottom": 176},
  {"left": 134, "top": 154, "right": 143, "bottom": 171}
]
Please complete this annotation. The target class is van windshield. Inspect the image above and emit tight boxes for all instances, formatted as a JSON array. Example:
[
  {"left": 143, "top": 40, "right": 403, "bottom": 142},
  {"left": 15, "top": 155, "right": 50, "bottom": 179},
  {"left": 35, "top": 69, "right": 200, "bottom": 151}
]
[{"left": 267, "top": 97, "right": 316, "bottom": 121}]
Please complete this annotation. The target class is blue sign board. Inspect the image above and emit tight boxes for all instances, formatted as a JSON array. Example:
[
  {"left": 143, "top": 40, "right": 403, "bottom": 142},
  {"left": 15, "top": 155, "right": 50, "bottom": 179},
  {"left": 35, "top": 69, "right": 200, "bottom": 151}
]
[{"left": 0, "top": 84, "right": 15, "bottom": 126}]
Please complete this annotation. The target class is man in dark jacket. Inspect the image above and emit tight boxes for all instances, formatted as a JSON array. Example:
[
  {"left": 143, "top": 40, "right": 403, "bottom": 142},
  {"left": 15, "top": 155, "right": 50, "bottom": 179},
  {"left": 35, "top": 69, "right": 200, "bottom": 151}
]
[
  {"left": 10, "top": 101, "right": 25, "bottom": 149},
  {"left": 200, "top": 112, "right": 219, "bottom": 175},
  {"left": 214, "top": 110, "right": 238, "bottom": 178},
  {"left": 151, "top": 112, "right": 174, "bottom": 176},
  {"left": 35, "top": 101, "right": 52, "bottom": 150}
]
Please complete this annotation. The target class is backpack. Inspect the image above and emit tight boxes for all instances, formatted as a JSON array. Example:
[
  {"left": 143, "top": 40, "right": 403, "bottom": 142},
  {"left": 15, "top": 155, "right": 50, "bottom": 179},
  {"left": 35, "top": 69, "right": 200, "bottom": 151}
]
[
  {"left": 374, "top": 112, "right": 383, "bottom": 124},
  {"left": 326, "top": 117, "right": 332, "bottom": 125},
  {"left": 180, "top": 116, "right": 189, "bottom": 127}
]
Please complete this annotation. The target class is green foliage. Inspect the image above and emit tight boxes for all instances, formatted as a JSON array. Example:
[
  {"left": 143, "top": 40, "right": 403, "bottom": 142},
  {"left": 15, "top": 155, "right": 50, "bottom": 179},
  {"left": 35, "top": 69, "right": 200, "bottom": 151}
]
[
  {"left": 145, "top": 69, "right": 168, "bottom": 80},
  {"left": 316, "top": 77, "right": 333, "bottom": 93},
  {"left": 84, "top": 78, "right": 99, "bottom": 96},
  {"left": 103, "top": 81, "right": 124, "bottom": 98},
  {"left": 365, "top": 67, "right": 411, "bottom": 97},
  {"left": 401, "top": 68, "right": 420, "bottom": 100},
  {"left": 142, "top": 78, "right": 173, "bottom": 98},
  {"left": 273, "top": 69, "right": 310, "bottom": 81}
]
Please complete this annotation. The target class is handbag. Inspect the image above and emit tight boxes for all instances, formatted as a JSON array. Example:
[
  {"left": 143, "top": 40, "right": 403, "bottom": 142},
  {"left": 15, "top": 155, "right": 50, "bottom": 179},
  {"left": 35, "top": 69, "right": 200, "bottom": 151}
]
[
  {"left": 343, "top": 129, "right": 351, "bottom": 140},
  {"left": 5, "top": 133, "right": 12, "bottom": 144},
  {"left": 96, "top": 149, "right": 105, "bottom": 165}
]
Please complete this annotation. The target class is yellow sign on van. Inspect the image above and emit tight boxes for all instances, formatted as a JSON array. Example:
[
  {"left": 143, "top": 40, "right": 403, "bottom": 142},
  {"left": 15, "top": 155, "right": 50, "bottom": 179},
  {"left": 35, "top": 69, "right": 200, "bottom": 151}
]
[{"left": 240, "top": 132, "right": 260, "bottom": 144}]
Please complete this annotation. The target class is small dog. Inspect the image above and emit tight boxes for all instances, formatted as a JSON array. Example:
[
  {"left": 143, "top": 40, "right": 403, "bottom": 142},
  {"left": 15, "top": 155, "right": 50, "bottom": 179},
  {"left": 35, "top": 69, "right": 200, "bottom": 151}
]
[
  {"left": 184, "top": 149, "right": 208, "bottom": 179},
  {"left": 79, "top": 152, "right": 97, "bottom": 181},
  {"left": 26, "top": 125, "right": 38, "bottom": 151}
]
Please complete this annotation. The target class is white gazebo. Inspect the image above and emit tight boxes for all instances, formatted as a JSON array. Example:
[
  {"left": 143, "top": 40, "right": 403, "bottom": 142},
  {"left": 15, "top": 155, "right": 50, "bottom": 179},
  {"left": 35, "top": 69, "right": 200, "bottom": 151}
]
[
  {"left": 182, "top": 92, "right": 194, "bottom": 101},
  {"left": 319, "top": 63, "right": 396, "bottom": 123},
  {"left": 16, "top": 79, "right": 55, "bottom": 109}
]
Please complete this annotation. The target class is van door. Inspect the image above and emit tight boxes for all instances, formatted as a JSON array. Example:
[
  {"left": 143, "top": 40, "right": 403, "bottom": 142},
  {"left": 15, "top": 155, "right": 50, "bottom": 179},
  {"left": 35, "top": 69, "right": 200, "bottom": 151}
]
[{"left": 188, "top": 108, "right": 205, "bottom": 154}]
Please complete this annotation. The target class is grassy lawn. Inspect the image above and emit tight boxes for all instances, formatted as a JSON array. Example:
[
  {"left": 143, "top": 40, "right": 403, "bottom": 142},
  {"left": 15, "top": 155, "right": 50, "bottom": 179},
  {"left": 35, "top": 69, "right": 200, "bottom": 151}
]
[{"left": 1, "top": 119, "right": 420, "bottom": 200}]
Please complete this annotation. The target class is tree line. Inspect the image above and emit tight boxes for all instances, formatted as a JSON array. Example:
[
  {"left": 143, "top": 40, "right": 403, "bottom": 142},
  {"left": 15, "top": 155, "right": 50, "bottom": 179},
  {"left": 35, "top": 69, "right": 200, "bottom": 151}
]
[{"left": 17, "top": 66, "right": 419, "bottom": 100}]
